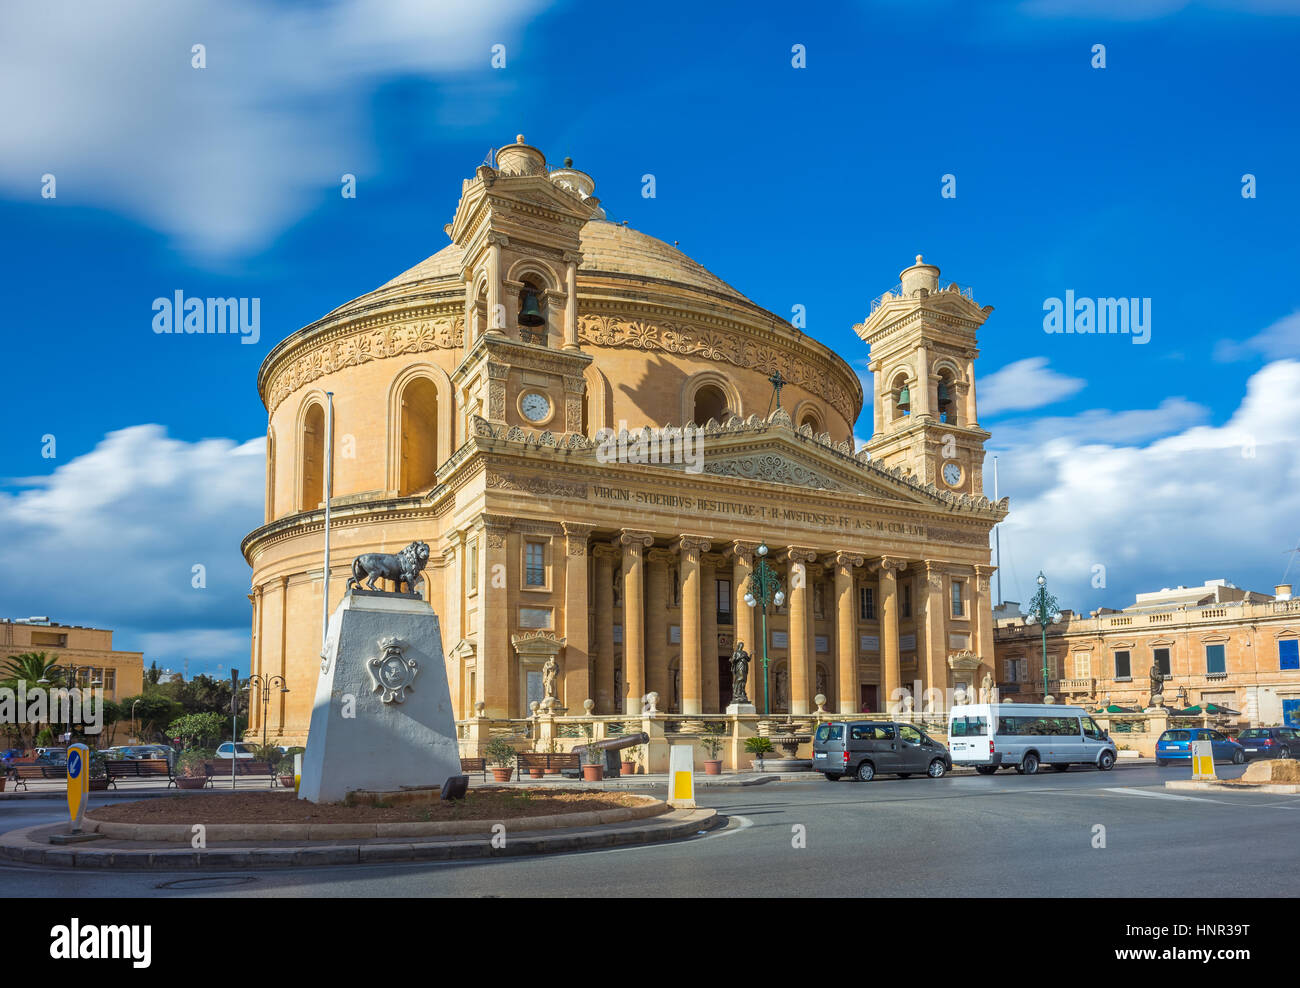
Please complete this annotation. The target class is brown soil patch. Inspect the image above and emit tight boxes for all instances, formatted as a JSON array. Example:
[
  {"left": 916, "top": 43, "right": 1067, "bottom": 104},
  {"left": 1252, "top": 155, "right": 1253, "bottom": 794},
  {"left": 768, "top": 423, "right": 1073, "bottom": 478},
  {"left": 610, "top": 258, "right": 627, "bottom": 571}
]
[
  {"left": 86, "top": 788, "right": 645, "bottom": 825},
  {"left": 1222, "top": 759, "right": 1300, "bottom": 786}
]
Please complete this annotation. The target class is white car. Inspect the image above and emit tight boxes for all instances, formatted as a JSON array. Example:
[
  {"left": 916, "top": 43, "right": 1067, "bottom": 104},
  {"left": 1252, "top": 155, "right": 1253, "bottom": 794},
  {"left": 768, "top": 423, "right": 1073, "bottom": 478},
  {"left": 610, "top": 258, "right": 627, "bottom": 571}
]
[{"left": 214, "top": 742, "right": 258, "bottom": 760}]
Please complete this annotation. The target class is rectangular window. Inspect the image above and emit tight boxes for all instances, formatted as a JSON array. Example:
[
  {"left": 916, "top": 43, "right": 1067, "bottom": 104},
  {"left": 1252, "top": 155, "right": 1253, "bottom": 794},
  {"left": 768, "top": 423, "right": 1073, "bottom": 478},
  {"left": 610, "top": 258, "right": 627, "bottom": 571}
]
[
  {"left": 524, "top": 541, "right": 545, "bottom": 587},
  {"left": 102, "top": 669, "right": 116, "bottom": 695},
  {"left": 518, "top": 607, "right": 552, "bottom": 629},
  {"left": 902, "top": 582, "right": 912, "bottom": 618},
  {"left": 1153, "top": 647, "right": 1171, "bottom": 677},
  {"left": 1074, "top": 653, "right": 1091, "bottom": 678},
  {"left": 716, "top": 579, "right": 733, "bottom": 625},
  {"left": 950, "top": 716, "right": 988, "bottom": 737},
  {"left": 1114, "top": 650, "right": 1131, "bottom": 680},
  {"left": 951, "top": 581, "right": 964, "bottom": 618},
  {"left": 1205, "top": 643, "right": 1226, "bottom": 675},
  {"left": 468, "top": 540, "right": 479, "bottom": 593},
  {"left": 859, "top": 586, "right": 875, "bottom": 621},
  {"left": 1280, "top": 639, "right": 1299, "bottom": 671}
]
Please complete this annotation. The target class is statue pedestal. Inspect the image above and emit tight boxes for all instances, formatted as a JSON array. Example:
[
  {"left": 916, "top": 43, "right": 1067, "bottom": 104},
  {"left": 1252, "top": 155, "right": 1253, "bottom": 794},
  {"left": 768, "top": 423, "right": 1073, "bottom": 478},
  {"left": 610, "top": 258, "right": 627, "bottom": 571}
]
[
  {"left": 726, "top": 703, "right": 756, "bottom": 716},
  {"left": 298, "top": 592, "right": 462, "bottom": 803}
]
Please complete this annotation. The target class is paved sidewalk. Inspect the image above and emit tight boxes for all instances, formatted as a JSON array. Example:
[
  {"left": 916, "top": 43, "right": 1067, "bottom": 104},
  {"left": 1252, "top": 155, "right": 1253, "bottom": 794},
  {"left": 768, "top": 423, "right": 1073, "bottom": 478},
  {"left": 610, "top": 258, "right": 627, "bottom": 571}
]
[{"left": 0, "top": 807, "right": 720, "bottom": 869}]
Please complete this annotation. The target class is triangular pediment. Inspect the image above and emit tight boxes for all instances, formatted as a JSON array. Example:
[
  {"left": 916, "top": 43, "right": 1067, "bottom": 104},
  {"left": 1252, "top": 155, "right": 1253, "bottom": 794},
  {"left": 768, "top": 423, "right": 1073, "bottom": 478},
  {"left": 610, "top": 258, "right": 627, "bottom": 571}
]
[{"left": 700, "top": 434, "right": 917, "bottom": 502}]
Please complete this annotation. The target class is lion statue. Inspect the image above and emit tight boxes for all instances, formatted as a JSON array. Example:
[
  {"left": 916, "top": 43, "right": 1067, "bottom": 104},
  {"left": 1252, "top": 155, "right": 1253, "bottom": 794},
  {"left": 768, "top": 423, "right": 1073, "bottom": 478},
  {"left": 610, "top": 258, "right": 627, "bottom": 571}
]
[{"left": 347, "top": 541, "right": 430, "bottom": 595}]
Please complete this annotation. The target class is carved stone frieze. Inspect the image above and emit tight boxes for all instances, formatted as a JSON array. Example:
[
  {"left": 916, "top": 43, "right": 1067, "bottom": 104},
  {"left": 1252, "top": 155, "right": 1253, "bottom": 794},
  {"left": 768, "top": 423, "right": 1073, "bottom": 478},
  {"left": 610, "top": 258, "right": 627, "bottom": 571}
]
[{"left": 486, "top": 471, "right": 588, "bottom": 500}]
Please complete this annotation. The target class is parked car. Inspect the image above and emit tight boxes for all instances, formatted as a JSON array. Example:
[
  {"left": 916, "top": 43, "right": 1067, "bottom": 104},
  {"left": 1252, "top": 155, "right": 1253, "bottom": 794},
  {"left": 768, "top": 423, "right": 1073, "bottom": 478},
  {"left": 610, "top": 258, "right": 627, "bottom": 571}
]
[
  {"left": 1235, "top": 727, "right": 1299, "bottom": 761},
  {"left": 0, "top": 749, "right": 25, "bottom": 764},
  {"left": 813, "top": 720, "right": 951, "bottom": 781},
  {"left": 947, "top": 703, "right": 1118, "bottom": 774},
  {"left": 214, "top": 742, "right": 257, "bottom": 760},
  {"left": 34, "top": 748, "right": 68, "bottom": 766},
  {"left": 1155, "top": 728, "right": 1246, "bottom": 766},
  {"left": 122, "top": 745, "right": 174, "bottom": 764}
]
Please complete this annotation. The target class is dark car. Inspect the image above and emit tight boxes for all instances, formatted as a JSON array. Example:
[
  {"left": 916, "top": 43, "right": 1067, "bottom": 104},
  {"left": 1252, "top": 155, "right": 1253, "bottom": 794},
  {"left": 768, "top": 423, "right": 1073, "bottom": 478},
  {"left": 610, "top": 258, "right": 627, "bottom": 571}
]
[
  {"left": 34, "top": 748, "right": 68, "bottom": 767},
  {"left": 813, "top": 720, "right": 952, "bottom": 782},
  {"left": 1236, "top": 727, "right": 1299, "bottom": 760}
]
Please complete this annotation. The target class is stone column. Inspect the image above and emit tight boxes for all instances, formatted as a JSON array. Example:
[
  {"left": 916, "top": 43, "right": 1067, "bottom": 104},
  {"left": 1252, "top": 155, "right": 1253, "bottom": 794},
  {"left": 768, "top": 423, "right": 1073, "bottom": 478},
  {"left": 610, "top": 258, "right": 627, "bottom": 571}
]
[
  {"left": 480, "top": 515, "right": 512, "bottom": 718},
  {"left": 276, "top": 574, "right": 289, "bottom": 737},
  {"left": 486, "top": 235, "right": 506, "bottom": 336},
  {"left": 834, "top": 553, "right": 864, "bottom": 714},
  {"left": 592, "top": 544, "right": 618, "bottom": 712},
  {"left": 786, "top": 547, "right": 819, "bottom": 715},
  {"left": 974, "top": 563, "right": 997, "bottom": 690},
  {"left": 563, "top": 252, "right": 581, "bottom": 351},
  {"left": 701, "top": 552, "right": 721, "bottom": 713},
  {"left": 914, "top": 345, "right": 932, "bottom": 420},
  {"left": 562, "top": 522, "right": 594, "bottom": 710},
  {"left": 964, "top": 350, "right": 979, "bottom": 426},
  {"left": 646, "top": 547, "right": 673, "bottom": 708},
  {"left": 619, "top": 531, "right": 653, "bottom": 715},
  {"left": 729, "top": 541, "right": 759, "bottom": 707},
  {"left": 920, "top": 561, "right": 949, "bottom": 710},
  {"left": 869, "top": 359, "right": 884, "bottom": 438},
  {"left": 441, "top": 538, "right": 462, "bottom": 718},
  {"left": 249, "top": 585, "right": 263, "bottom": 736},
  {"left": 878, "top": 556, "right": 907, "bottom": 715},
  {"left": 677, "top": 537, "right": 711, "bottom": 715}
]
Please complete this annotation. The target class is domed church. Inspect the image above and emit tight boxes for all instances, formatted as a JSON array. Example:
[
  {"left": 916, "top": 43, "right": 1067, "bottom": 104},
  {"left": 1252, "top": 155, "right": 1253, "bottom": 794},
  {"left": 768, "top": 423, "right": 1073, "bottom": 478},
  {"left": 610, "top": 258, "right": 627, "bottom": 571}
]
[{"left": 241, "top": 135, "right": 1008, "bottom": 743}]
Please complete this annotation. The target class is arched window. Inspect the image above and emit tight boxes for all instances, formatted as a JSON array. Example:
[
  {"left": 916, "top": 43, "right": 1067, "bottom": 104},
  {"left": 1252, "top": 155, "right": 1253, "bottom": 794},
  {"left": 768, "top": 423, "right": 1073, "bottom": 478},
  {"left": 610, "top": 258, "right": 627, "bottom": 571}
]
[
  {"left": 936, "top": 370, "right": 957, "bottom": 425},
  {"left": 518, "top": 279, "right": 547, "bottom": 345},
  {"left": 799, "top": 409, "right": 824, "bottom": 434},
  {"left": 300, "top": 402, "right": 325, "bottom": 512},
  {"left": 891, "top": 373, "right": 911, "bottom": 421},
  {"left": 692, "top": 384, "right": 728, "bottom": 425},
  {"left": 399, "top": 378, "right": 439, "bottom": 495}
]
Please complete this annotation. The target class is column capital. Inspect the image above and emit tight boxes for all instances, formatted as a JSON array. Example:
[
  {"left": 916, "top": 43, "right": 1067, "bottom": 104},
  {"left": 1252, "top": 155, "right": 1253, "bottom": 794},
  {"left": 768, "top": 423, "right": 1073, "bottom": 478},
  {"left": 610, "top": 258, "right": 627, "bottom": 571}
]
[
  {"left": 782, "top": 546, "right": 820, "bottom": 564},
  {"left": 562, "top": 521, "right": 595, "bottom": 557},
  {"left": 647, "top": 547, "right": 676, "bottom": 565},
  {"left": 832, "top": 551, "right": 865, "bottom": 570},
  {"left": 592, "top": 542, "right": 621, "bottom": 561},
  {"left": 676, "top": 535, "right": 712, "bottom": 555},
  {"left": 872, "top": 556, "right": 908, "bottom": 574},
  {"left": 618, "top": 529, "right": 654, "bottom": 550},
  {"left": 725, "top": 540, "right": 762, "bottom": 563},
  {"left": 562, "top": 250, "right": 584, "bottom": 266},
  {"left": 923, "top": 560, "right": 948, "bottom": 590},
  {"left": 486, "top": 232, "right": 510, "bottom": 248}
]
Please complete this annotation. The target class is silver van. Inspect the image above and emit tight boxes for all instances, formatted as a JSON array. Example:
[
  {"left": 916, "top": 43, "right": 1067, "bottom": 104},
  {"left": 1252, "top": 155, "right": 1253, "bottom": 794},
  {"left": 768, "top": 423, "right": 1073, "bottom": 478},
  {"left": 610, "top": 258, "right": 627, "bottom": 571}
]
[
  {"left": 948, "top": 703, "right": 1117, "bottom": 774},
  {"left": 813, "top": 721, "right": 952, "bottom": 781}
]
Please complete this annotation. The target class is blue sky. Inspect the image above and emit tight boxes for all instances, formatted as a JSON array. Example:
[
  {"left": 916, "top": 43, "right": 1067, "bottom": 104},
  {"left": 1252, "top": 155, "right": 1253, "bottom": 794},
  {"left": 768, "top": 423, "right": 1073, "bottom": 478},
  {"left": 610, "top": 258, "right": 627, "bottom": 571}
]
[{"left": 2, "top": 0, "right": 1298, "bottom": 676}]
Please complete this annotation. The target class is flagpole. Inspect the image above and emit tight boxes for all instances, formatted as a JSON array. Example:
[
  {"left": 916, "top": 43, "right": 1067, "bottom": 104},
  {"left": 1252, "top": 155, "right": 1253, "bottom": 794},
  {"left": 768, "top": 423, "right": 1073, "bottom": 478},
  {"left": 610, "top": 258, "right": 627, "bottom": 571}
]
[
  {"left": 321, "top": 392, "right": 334, "bottom": 659},
  {"left": 993, "top": 455, "right": 1002, "bottom": 607}
]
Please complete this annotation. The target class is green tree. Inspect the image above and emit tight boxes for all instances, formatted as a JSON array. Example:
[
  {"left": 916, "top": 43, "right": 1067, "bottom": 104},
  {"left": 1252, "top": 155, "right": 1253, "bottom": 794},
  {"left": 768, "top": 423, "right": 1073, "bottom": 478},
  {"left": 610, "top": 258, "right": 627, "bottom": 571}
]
[
  {"left": 166, "top": 711, "right": 227, "bottom": 749},
  {"left": 118, "top": 694, "right": 184, "bottom": 742},
  {"left": 1, "top": 652, "right": 63, "bottom": 747},
  {"left": 145, "top": 661, "right": 162, "bottom": 688}
]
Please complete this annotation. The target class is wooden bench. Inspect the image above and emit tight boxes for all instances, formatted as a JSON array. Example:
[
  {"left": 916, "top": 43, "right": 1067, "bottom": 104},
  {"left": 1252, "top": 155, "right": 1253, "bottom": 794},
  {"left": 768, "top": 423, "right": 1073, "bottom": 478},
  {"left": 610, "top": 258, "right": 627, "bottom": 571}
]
[
  {"left": 516, "top": 752, "right": 582, "bottom": 777},
  {"left": 203, "top": 759, "right": 276, "bottom": 787},
  {"left": 460, "top": 757, "right": 487, "bottom": 781},
  {"left": 6, "top": 764, "right": 64, "bottom": 790},
  {"left": 104, "top": 758, "right": 174, "bottom": 789}
]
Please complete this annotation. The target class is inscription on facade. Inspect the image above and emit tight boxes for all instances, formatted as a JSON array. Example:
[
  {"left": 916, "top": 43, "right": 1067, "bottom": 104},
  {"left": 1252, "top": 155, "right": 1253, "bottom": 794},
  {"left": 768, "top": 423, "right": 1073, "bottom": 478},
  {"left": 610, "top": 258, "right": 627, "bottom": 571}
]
[{"left": 590, "top": 485, "right": 926, "bottom": 538}]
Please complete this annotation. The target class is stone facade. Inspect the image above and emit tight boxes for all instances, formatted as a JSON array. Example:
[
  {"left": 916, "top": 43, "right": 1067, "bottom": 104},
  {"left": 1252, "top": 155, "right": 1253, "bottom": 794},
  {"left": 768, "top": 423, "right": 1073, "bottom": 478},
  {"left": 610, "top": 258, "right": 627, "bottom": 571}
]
[
  {"left": 1, "top": 618, "right": 143, "bottom": 701},
  {"left": 993, "top": 581, "right": 1300, "bottom": 726},
  {"left": 241, "top": 136, "right": 1008, "bottom": 744}
]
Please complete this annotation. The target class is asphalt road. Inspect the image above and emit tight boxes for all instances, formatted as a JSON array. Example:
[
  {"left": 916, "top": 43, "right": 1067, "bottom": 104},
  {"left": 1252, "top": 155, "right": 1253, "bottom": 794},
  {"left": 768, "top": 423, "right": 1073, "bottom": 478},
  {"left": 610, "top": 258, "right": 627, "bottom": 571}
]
[{"left": 3, "top": 763, "right": 1296, "bottom": 897}]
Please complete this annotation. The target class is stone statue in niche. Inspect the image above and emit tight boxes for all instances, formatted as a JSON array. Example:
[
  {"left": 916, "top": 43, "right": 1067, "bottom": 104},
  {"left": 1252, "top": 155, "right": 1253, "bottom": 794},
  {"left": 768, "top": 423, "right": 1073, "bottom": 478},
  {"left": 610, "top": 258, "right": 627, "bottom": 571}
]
[{"left": 729, "top": 642, "right": 751, "bottom": 704}]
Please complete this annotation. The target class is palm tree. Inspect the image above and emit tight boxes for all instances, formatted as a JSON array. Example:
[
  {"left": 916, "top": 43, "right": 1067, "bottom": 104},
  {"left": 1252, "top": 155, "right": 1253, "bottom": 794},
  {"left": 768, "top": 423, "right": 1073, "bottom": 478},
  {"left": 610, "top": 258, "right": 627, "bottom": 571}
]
[{"left": 1, "top": 651, "right": 63, "bottom": 748}]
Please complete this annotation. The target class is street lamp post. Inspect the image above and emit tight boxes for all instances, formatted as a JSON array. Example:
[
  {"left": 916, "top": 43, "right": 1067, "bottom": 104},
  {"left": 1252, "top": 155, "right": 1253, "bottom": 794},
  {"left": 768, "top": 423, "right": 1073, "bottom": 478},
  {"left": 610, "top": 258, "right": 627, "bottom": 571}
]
[
  {"left": 1023, "top": 571, "right": 1062, "bottom": 702},
  {"left": 743, "top": 542, "right": 786, "bottom": 716},
  {"left": 246, "top": 674, "right": 290, "bottom": 748}
]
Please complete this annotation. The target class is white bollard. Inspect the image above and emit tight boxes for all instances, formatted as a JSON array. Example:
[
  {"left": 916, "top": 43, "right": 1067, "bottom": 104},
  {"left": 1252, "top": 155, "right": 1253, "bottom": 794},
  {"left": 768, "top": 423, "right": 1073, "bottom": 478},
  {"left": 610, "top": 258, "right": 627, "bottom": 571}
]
[{"left": 667, "top": 743, "right": 696, "bottom": 808}]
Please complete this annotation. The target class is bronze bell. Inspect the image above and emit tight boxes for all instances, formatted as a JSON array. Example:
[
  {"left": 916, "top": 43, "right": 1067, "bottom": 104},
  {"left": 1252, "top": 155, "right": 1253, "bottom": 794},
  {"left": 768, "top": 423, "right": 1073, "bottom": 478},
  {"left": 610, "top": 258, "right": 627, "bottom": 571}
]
[
  {"left": 518, "top": 288, "right": 546, "bottom": 326},
  {"left": 937, "top": 381, "right": 952, "bottom": 403},
  {"left": 897, "top": 386, "right": 911, "bottom": 410}
]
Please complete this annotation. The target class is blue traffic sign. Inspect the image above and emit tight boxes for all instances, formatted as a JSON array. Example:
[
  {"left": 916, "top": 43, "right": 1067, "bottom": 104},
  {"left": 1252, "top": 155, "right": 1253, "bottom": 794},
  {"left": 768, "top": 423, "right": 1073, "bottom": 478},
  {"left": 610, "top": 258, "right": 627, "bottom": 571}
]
[{"left": 67, "top": 750, "right": 81, "bottom": 778}]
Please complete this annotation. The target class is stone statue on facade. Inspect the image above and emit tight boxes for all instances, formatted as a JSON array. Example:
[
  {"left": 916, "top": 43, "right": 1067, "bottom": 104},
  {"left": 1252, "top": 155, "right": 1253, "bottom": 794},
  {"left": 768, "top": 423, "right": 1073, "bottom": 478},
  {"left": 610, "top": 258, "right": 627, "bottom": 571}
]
[
  {"left": 730, "top": 642, "right": 751, "bottom": 704},
  {"left": 981, "top": 672, "right": 992, "bottom": 701},
  {"left": 542, "top": 656, "right": 558, "bottom": 700},
  {"left": 1148, "top": 662, "right": 1164, "bottom": 706},
  {"left": 346, "top": 541, "right": 430, "bottom": 595}
]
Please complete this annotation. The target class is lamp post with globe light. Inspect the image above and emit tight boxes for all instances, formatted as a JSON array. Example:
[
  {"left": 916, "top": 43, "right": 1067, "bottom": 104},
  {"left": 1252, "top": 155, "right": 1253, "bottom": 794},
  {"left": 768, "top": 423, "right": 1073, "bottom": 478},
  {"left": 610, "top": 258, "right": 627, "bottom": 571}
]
[
  {"left": 743, "top": 542, "right": 785, "bottom": 716},
  {"left": 1023, "top": 571, "right": 1062, "bottom": 702}
]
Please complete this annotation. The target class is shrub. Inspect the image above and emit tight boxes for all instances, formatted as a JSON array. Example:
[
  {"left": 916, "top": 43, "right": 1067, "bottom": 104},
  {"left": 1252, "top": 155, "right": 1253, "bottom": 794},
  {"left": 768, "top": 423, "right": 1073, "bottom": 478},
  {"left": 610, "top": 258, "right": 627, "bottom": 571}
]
[
  {"left": 484, "top": 737, "right": 516, "bottom": 768},
  {"left": 702, "top": 730, "right": 724, "bottom": 759},
  {"left": 744, "top": 736, "right": 774, "bottom": 758},
  {"left": 176, "top": 750, "right": 211, "bottom": 779}
]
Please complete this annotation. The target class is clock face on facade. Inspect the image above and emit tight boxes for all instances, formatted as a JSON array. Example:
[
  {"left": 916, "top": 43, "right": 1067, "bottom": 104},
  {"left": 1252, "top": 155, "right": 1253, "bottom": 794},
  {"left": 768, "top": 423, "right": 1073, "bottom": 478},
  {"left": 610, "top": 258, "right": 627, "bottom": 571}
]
[
  {"left": 520, "top": 391, "right": 552, "bottom": 423},
  {"left": 943, "top": 461, "right": 963, "bottom": 487}
]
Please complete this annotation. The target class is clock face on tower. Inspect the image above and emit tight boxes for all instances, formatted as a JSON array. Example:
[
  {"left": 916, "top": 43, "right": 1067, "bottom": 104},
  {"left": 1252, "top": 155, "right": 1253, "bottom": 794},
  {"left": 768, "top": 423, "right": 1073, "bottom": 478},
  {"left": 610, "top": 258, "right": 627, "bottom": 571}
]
[
  {"left": 942, "top": 461, "right": 963, "bottom": 487},
  {"left": 520, "top": 391, "right": 552, "bottom": 424}
]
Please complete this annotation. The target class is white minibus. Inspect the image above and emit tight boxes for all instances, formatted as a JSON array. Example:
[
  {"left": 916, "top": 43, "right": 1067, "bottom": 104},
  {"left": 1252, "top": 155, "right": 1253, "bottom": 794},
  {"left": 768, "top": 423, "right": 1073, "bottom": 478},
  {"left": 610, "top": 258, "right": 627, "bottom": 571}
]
[{"left": 947, "top": 703, "right": 1118, "bottom": 774}]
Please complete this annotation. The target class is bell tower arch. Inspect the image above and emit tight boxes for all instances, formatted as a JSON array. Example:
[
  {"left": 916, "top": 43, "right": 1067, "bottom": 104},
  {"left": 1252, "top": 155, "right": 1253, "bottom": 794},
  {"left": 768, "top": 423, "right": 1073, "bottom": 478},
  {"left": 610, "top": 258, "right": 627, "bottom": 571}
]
[{"left": 855, "top": 256, "right": 994, "bottom": 495}]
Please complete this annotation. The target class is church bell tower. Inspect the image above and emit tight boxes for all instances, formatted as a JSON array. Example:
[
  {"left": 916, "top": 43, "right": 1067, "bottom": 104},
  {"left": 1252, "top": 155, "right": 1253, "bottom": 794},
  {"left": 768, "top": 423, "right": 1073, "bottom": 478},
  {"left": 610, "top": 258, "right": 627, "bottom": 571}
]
[
  {"left": 855, "top": 256, "right": 994, "bottom": 495},
  {"left": 448, "top": 135, "right": 602, "bottom": 439}
]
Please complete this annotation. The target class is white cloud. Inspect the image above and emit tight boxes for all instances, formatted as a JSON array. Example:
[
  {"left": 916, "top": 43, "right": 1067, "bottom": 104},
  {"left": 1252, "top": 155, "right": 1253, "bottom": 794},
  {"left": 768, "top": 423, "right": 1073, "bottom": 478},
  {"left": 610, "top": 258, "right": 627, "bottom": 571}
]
[
  {"left": 0, "top": 425, "right": 264, "bottom": 675},
  {"left": 1214, "top": 310, "right": 1300, "bottom": 362},
  {"left": 980, "top": 356, "right": 1086, "bottom": 416},
  {"left": 993, "top": 360, "right": 1300, "bottom": 613},
  {"left": 0, "top": 0, "right": 547, "bottom": 257}
]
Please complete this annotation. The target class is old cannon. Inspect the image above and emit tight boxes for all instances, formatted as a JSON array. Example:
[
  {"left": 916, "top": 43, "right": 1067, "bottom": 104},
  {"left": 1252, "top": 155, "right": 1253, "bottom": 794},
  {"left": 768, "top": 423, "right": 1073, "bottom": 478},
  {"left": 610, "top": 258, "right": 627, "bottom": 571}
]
[{"left": 570, "top": 732, "right": 650, "bottom": 778}]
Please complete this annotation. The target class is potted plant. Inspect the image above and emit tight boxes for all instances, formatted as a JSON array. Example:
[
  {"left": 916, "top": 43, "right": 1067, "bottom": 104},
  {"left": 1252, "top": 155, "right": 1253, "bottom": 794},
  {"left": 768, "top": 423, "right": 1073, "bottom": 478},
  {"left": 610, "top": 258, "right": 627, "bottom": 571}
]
[
  {"left": 88, "top": 749, "right": 110, "bottom": 791},
  {"left": 485, "top": 737, "right": 517, "bottom": 782},
  {"left": 621, "top": 744, "right": 640, "bottom": 777},
  {"left": 174, "top": 750, "right": 210, "bottom": 789},
  {"left": 278, "top": 746, "right": 306, "bottom": 790},
  {"left": 702, "top": 731, "right": 725, "bottom": 775},
  {"left": 744, "top": 736, "right": 774, "bottom": 772},
  {"left": 581, "top": 724, "right": 604, "bottom": 782}
]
